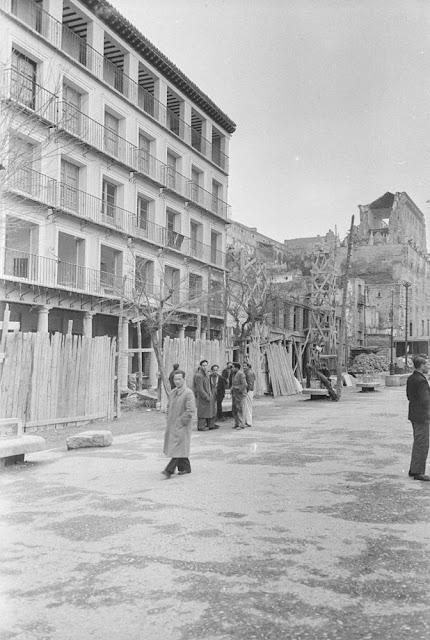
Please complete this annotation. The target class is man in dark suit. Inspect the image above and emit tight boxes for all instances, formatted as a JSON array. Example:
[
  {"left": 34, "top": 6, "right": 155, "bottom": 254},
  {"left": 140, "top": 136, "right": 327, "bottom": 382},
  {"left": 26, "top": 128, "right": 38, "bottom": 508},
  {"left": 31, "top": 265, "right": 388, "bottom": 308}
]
[{"left": 406, "top": 354, "right": 430, "bottom": 481}]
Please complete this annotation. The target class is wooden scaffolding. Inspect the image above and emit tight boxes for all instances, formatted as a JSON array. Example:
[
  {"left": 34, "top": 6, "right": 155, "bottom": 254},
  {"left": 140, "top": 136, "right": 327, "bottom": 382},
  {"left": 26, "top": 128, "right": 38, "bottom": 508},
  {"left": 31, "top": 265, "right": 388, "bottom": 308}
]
[{"left": 309, "top": 243, "right": 338, "bottom": 364}]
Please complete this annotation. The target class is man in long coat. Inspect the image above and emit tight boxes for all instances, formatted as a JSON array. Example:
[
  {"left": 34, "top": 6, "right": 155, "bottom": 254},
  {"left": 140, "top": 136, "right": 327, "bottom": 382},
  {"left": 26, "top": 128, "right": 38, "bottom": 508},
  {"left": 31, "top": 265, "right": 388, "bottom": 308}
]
[
  {"left": 162, "top": 370, "right": 196, "bottom": 478},
  {"left": 406, "top": 354, "right": 430, "bottom": 481},
  {"left": 193, "top": 359, "right": 217, "bottom": 431}
]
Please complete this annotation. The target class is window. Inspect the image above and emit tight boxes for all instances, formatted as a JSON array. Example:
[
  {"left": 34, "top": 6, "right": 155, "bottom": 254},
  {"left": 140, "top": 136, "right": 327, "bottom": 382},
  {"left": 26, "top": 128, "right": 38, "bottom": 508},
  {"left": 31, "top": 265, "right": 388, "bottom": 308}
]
[
  {"left": 191, "top": 110, "right": 205, "bottom": 153},
  {"left": 62, "top": 85, "right": 81, "bottom": 136},
  {"left": 190, "top": 221, "right": 202, "bottom": 258},
  {"left": 11, "top": 137, "right": 34, "bottom": 193},
  {"left": 212, "top": 180, "right": 221, "bottom": 214},
  {"left": 209, "top": 279, "right": 223, "bottom": 315},
  {"left": 166, "top": 153, "right": 176, "bottom": 190},
  {"left": 57, "top": 232, "right": 85, "bottom": 288},
  {"left": 166, "top": 90, "right": 183, "bottom": 138},
  {"left": 100, "top": 245, "right": 122, "bottom": 291},
  {"left": 210, "top": 231, "right": 220, "bottom": 265},
  {"left": 60, "top": 160, "right": 79, "bottom": 212},
  {"left": 212, "top": 127, "right": 225, "bottom": 169},
  {"left": 191, "top": 167, "right": 202, "bottom": 204},
  {"left": 166, "top": 210, "right": 183, "bottom": 250},
  {"left": 102, "top": 180, "right": 117, "bottom": 221},
  {"left": 137, "top": 196, "right": 149, "bottom": 233},
  {"left": 189, "top": 273, "right": 203, "bottom": 301},
  {"left": 11, "top": 49, "right": 36, "bottom": 109},
  {"left": 138, "top": 134, "right": 151, "bottom": 175},
  {"left": 164, "top": 266, "right": 180, "bottom": 305},
  {"left": 12, "top": 0, "right": 44, "bottom": 35},
  {"left": 135, "top": 256, "right": 154, "bottom": 294},
  {"left": 104, "top": 112, "right": 119, "bottom": 156}
]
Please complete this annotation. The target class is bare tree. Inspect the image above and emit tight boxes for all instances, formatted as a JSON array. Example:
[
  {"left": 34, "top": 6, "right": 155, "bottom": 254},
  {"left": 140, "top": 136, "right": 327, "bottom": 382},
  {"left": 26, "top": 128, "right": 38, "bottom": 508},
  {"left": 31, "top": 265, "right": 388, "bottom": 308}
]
[{"left": 225, "top": 247, "right": 277, "bottom": 361}]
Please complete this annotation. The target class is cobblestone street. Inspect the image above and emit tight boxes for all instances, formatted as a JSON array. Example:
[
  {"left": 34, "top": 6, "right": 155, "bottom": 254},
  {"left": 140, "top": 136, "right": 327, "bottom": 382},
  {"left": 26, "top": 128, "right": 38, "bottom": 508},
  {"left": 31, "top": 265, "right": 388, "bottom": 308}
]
[{"left": 1, "top": 386, "right": 429, "bottom": 640}]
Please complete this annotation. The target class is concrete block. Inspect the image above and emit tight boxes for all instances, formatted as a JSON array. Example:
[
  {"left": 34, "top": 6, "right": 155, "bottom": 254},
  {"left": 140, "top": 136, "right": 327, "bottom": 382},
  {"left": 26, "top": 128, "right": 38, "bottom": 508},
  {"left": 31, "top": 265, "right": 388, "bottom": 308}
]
[
  {"left": 0, "top": 435, "right": 46, "bottom": 467},
  {"left": 66, "top": 430, "right": 113, "bottom": 450},
  {"left": 385, "top": 375, "right": 401, "bottom": 387}
]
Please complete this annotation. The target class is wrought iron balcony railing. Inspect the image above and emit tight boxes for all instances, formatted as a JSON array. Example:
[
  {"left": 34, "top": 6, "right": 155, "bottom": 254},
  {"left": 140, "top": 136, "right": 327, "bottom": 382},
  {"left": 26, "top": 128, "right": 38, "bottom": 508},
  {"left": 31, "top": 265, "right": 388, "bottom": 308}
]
[
  {"left": 3, "top": 0, "right": 230, "bottom": 171},
  {"left": 6, "top": 169, "right": 226, "bottom": 268},
  {"left": 187, "top": 182, "right": 230, "bottom": 219},
  {"left": 2, "top": 67, "right": 58, "bottom": 124}
]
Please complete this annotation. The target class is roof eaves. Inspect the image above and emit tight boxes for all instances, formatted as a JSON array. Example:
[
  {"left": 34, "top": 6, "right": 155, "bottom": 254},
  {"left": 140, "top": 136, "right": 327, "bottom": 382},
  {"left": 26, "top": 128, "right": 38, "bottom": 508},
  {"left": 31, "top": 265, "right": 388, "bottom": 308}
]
[{"left": 80, "top": 0, "right": 237, "bottom": 134}]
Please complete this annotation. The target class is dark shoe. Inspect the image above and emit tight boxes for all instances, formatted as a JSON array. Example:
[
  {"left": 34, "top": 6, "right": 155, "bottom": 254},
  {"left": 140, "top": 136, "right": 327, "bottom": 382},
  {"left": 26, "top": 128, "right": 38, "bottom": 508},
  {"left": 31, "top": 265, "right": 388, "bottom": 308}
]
[
  {"left": 234, "top": 426, "right": 244, "bottom": 430},
  {"left": 408, "top": 471, "right": 415, "bottom": 477},
  {"left": 161, "top": 470, "right": 172, "bottom": 479},
  {"left": 209, "top": 424, "right": 220, "bottom": 430},
  {"left": 245, "top": 424, "right": 252, "bottom": 427},
  {"left": 177, "top": 470, "right": 191, "bottom": 475},
  {"left": 198, "top": 428, "right": 209, "bottom": 431},
  {"left": 412, "top": 474, "right": 430, "bottom": 481}
]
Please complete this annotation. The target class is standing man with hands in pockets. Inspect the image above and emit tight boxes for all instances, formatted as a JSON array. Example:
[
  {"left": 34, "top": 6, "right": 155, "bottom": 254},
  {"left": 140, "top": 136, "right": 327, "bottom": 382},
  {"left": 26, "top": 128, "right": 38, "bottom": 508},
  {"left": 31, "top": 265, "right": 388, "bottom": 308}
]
[{"left": 406, "top": 355, "right": 430, "bottom": 481}]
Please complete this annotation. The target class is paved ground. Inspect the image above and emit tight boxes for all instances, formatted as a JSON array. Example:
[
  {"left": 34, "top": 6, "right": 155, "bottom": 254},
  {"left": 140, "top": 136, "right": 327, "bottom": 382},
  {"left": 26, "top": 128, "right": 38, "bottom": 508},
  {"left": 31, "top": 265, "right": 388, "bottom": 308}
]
[{"left": 1, "top": 386, "right": 429, "bottom": 640}]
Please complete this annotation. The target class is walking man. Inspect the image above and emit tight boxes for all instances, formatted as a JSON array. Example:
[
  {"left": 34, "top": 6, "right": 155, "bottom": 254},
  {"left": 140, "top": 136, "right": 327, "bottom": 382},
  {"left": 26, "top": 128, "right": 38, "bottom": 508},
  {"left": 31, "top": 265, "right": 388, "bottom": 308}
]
[
  {"left": 243, "top": 362, "right": 256, "bottom": 427},
  {"left": 222, "top": 362, "right": 234, "bottom": 389},
  {"left": 194, "top": 359, "right": 218, "bottom": 431},
  {"left": 162, "top": 370, "right": 196, "bottom": 478},
  {"left": 406, "top": 354, "right": 430, "bottom": 481},
  {"left": 231, "top": 362, "right": 247, "bottom": 430}
]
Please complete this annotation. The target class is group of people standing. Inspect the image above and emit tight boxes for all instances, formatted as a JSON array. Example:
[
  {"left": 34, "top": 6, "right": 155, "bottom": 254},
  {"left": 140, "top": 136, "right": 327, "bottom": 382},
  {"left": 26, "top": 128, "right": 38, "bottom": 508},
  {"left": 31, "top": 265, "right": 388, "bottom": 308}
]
[{"left": 162, "top": 359, "right": 256, "bottom": 478}]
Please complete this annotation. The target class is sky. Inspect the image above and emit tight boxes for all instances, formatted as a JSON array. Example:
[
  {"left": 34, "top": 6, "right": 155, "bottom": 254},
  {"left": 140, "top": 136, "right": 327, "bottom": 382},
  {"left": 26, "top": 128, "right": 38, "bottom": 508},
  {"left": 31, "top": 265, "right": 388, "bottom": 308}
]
[{"left": 110, "top": 0, "right": 430, "bottom": 243}]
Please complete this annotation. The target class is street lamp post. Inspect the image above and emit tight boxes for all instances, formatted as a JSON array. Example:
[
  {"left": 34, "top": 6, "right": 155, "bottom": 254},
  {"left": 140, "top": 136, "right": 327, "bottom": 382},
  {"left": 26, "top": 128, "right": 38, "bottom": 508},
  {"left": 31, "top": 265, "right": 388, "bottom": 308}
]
[
  {"left": 390, "top": 289, "right": 394, "bottom": 375},
  {"left": 403, "top": 281, "right": 411, "bottom": 372}
]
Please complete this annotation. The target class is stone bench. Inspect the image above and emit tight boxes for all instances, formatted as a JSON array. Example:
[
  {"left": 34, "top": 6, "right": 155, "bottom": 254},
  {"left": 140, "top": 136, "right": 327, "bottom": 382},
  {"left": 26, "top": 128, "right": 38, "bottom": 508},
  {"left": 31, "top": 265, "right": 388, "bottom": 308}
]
[
  {"left": 356, "top": 382, "right": 381, "bottom": 392},
  {"left": 302, "top": 388, "right": 329, "bottom": 400},
  {"left": 0, "top": 419, "right": 45, "bottom": 467}
]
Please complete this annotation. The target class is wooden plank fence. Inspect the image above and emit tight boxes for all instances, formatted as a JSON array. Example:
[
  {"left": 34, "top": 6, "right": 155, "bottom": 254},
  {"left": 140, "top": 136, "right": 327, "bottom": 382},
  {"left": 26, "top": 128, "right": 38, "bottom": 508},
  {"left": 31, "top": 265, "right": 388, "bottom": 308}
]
[
  {"left": 0, "top": 332, "right": 116, "bottom": 427},
  {"left": 162, "top": 337, "right": 227, "bottom": 409},
  {"left": 265, "top": 343, "right": 301, "bottom": 397}
]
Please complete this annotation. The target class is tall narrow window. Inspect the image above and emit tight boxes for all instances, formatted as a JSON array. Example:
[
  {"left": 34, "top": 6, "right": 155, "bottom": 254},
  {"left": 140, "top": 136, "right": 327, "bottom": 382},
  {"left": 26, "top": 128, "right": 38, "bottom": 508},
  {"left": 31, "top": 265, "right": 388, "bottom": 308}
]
[
  {"left": 60, "top": 160, "right": 79, "bottom": 212},
  {"left": 11, "top": 49, "right": 36, "bottom": 109},
  {"left": 210, "top": 231, "right": 220, "bottom": 265},
  {"left": 136, "top": 256, "right": 154, "bottom": 294},
  {"left": 62, "top": 85, "right": 81, "bottom": 136},
  {"left": 102, "top": 180, "right": 116, "bottom": 221},
  {"left": 190, "top": 221, "right": 201, "bottom": 258},
  {"left": 167, "top": 153, "right": 176, "bottom": 190},
  {"left": 191, "top": 168, "right": 201, "bottom": 204},
  {"left": 104, "top": 112, "right": 119, "bottom": 156},
  {"left": 137, "top": 196, "right": 149, "bottom": 232},
  {"left": 138, "top": 134, "right": 150, "bottom": 175},
  {"left": 212, "top": 181, "right": 221, "bottom": 214},
  {"left": 11, "top": 137, "right": 34, "bottom": 193}
]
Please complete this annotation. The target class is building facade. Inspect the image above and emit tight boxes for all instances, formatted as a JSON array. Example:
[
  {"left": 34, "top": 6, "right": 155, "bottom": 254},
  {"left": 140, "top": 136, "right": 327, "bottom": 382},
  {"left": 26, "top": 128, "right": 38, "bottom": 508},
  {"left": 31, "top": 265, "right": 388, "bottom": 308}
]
[{"left": 0, "top": 0, "right": 235, "bottom": 385}]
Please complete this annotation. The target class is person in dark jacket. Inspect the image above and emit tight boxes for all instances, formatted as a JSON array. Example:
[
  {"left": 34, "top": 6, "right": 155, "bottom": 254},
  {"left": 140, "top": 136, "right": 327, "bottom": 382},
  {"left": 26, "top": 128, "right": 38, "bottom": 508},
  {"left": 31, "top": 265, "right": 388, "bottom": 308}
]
[
  {"left": 406, "top": 354, "right": 430, "bottom": 481},
  {"left": 222, "top": 362, "right": 234, "bottom": 389},
  {"left": 168, "top": 363, "right": 180, "bottom": 390},
  {"left": 193, "top": 360, "right": 217, "bottom": 431},
  {"left": 210, "top": 364, "right": 226, "bottom": 421}
]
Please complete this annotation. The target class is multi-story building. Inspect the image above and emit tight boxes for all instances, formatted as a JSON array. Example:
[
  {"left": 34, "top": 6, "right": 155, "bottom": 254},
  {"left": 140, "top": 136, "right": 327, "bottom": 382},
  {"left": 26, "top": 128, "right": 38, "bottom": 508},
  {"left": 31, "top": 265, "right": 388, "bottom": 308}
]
[{"left": 0, "top": 0, "right": 235, "bottom": 385}]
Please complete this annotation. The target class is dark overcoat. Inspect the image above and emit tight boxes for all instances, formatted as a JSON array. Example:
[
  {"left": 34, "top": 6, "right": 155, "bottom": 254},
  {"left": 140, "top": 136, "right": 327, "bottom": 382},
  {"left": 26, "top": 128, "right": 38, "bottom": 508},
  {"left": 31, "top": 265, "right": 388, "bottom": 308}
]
[
  {"left": 406, "top": 370, "right": 430, "bottom": 423},
  {"left": 164, "top": 385, "right": 196, "bottom": 457},
  {"left": 193, "top": 368, "right": 216, "bottom": 418},
  {"left": 210, "top": 372, "right": 226, "bottom": 402}
]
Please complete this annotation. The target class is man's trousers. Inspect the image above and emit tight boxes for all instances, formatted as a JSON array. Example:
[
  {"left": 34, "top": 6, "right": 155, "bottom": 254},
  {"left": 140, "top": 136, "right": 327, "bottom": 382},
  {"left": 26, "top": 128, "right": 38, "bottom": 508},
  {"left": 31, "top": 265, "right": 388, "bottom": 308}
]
[{"left": 409, "top": 421, "right": 429, "bottom": 475}]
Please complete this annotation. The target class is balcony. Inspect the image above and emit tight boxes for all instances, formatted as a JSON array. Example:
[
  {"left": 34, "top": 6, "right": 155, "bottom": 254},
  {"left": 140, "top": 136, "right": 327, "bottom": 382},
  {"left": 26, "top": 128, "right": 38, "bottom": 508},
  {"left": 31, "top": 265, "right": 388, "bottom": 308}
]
[
  {"left": 58, "top": 102, "right": 137, "bottom": 169},
  {"left": 2, "top": 0, "right": 231, "bottom": 172},
  {"left": 187, "top": 182, "right": 230, "bottom": 220},
  {"left": 6, "top": 168, "right": 227, "bottom": 268},
  {"left": 6, "top": 0, "right": 61, "bottom": 46},
  {"left": 2, "top": 67, "right": 58, "bottom": 124}
]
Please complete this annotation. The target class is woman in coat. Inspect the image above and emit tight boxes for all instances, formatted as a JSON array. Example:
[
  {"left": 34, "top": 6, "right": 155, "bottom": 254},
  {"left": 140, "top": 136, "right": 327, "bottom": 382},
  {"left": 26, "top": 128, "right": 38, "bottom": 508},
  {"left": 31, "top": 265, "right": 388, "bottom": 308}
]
[{"left": 162, "top": 370, "right": 196, "bottom": 478}]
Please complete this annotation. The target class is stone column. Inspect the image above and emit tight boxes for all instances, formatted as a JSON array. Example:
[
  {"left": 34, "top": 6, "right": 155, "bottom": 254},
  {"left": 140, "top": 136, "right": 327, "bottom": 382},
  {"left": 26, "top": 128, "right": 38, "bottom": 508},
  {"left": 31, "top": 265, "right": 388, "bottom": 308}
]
[
  {"left": 119, "top": 318, "right": 130, "bottom": 390},
  {"left": 37, "top": 306, "right": 50, "bottom": 332},
  {"left": 178, "top": 325, "right": 185, "bottom": 339},
  {"left": 83, "top": 312, "right": 95, "bottom": 338}
]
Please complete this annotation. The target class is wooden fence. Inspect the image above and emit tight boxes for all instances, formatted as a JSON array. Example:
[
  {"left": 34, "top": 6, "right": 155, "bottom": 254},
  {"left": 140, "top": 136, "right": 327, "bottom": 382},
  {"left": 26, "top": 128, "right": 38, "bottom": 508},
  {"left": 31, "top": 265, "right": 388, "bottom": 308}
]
[
  {"left": 162, "top": 337, "right": 227, "bottom": 408},
  {"left": 0, "top": 332, "right": 116, "bottom": 428}
]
